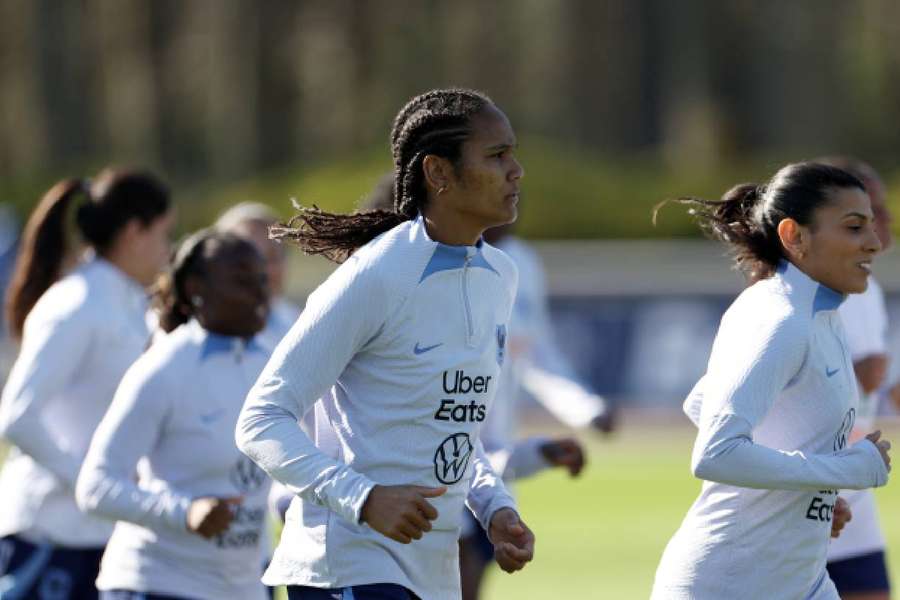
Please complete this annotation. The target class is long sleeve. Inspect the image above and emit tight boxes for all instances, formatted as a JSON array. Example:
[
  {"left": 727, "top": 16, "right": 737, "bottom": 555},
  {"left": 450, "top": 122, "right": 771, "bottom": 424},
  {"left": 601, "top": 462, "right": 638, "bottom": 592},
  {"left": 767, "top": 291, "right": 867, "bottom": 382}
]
[
  {"left": 0, "top": 308, "right": 94, "bottom": 486},
  {"left": 235, "top": 260, "right": 387, "bottom": 525},
  {"left": 691, "top": 311, "right": 889, "bottom": 491},
  {"left": 487, "top": 436, "right": 551, "bottom": 481},
  {"left": 517, "top": 261, "right": 605, "bottom": 428},
  {"left": 76, "top": 359, "right": 190, "bottom": 532},
  {"left": 465, "top": 440, "right": 517, "bottom": 533}
]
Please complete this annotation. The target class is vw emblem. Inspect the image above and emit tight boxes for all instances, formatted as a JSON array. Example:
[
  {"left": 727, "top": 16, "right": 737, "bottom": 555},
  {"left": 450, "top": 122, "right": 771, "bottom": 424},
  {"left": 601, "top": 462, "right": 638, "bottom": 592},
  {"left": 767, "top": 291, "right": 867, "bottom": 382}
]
[
  {"left": 230, "top": 455, "right": 268, "bottom": 493},
  {"left": 434, "top": 432, "right": 474, "bottom": 485}
]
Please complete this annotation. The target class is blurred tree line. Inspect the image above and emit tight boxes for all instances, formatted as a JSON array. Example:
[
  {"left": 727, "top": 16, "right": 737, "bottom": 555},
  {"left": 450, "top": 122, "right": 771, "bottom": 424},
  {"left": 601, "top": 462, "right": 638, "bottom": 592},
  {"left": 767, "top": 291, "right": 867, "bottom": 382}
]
[{"left": 3, "top": 0, "right": 900, "bottom": 235}]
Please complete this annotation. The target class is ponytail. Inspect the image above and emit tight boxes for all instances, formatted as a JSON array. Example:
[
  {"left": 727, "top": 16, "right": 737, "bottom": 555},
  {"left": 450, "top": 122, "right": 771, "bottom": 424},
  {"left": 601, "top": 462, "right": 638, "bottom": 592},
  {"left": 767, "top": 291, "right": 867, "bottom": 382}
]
[
  {"left": 5, "top": 179, "right": 86, "bottom": 339},
  {"left": 655, "top": 162, "right": 865, "bottom": 284},
  {"left": 656, "top": 183, "right": 779, "bottom": 282}
]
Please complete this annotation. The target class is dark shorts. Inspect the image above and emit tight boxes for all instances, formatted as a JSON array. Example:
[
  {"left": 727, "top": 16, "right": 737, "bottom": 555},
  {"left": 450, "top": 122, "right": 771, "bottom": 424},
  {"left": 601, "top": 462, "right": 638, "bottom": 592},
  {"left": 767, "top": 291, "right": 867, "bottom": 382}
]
[
  {"left": 0, "top": 534, "right": 103, "bottom": 600},
  {"left": 101, "top": 591, "right": 192, "bottom": 600},
  {"left": 286, "top": 583, "right": 420, "bottom": 600},
  {"left": 826, "top": 550, "right": 891, "bottom": 594}
]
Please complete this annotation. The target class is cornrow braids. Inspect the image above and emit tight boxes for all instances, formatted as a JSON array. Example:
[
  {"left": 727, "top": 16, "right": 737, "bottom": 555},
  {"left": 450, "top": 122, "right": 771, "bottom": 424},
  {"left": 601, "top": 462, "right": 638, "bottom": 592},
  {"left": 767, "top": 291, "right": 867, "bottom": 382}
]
[{"left": 272, "top": 88, "right": 492, "bottom": 263}]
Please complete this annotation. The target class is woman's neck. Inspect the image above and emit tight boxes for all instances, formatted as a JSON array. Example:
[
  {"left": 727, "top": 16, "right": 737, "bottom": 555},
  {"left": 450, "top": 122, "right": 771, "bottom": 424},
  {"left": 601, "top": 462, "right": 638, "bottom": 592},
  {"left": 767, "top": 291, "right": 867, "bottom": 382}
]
[{"left": 421, "top": 208, "right": 482, "bottom": 246}]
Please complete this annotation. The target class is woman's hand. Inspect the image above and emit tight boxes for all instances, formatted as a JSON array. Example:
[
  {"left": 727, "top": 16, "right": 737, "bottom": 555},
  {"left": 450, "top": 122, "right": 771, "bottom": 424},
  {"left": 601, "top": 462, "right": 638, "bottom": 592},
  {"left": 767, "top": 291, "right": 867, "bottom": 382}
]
[
  {"left": 489, "top": 508, "right": 535, "bottom": 573},
  {"left": 866, "top": 430, "right": 892, "bottom": 471},
  {"left": 540, "top": 438, "right": 586, "bottom": 477},
  {"left": 361, "top": 484, "right": 446, "bottom": 544},
  {"left": 830, "top": 496, "right": 851, "bottom": 538},
  {"left": 187, "top": 496, "right": 242, "bottom": 538}
]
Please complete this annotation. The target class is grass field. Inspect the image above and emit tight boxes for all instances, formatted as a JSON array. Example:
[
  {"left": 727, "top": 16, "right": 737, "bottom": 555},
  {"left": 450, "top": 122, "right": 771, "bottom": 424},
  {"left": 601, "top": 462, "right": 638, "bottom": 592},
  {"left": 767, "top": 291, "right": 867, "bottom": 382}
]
[{"left": 479, "top": 419, "right": 900, "bottom": 599}]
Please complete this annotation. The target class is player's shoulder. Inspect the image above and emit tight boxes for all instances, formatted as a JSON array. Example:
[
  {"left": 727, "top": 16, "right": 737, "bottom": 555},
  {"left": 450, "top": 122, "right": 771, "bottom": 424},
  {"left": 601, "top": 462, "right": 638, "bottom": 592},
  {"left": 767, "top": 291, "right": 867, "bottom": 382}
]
[{"left": 480, "top": 240, "right": 518, "bottom": 288}]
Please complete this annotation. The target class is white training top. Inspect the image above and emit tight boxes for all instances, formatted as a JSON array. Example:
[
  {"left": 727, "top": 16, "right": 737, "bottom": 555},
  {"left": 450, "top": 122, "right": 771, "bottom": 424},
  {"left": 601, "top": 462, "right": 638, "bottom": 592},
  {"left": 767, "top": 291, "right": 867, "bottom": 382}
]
[
  {"left": 236, "top": 216, "right": 518, "bottom": 600},
  {"left": 481, "top": 236, "right": 606, "bottom": 480},
  {"left": 0, "top": 258, "right": 150, "bottom": 547},
  {"left": 653, "top": 261, "right": 889, "bottom": 600},
  {"left": 828, "top": 275, "right": 889, "bottom": 562},
  {"left": 77, "top": 320, "right": 272, "bottom": 600}
]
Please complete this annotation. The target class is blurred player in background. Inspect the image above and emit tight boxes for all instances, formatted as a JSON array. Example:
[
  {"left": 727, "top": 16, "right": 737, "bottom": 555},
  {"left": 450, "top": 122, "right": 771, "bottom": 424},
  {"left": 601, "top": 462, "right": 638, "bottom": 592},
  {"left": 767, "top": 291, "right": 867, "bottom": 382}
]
[
  {"left": 652, "top": 162, "right": 891, "bottom": 600},
  {"left": 818, "top": 157, "right": 893, "bottom": 600},
  {"left": 77, "top": 230, "right": 272, "bottom": 600},
  {"left": 236, "top": 88, "right": 534, "bottom": 600},
  {"left": 216, "top": 202, "right": 301, "bottom": 348},
  {"left": 362, "top": 178, "right": 613, "bottom": 599},
  {"left": 0, "top": 170, "right": 173, "bottom": 599}
]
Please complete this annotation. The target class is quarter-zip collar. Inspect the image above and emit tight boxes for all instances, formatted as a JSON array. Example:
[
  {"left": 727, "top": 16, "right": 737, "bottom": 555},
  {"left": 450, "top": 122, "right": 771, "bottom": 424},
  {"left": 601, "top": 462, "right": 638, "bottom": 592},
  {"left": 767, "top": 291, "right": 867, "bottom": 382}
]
[{"left": 775, "top": 260, "right": 846, "bottom": 315}]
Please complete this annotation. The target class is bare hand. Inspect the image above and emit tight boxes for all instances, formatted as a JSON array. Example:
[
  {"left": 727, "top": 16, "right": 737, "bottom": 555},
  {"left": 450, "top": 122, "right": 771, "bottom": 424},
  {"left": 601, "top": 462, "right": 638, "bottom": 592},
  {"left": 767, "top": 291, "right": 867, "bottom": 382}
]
[
  {"left": 540, "top": 438, "right": 586, "bottom": 477},
  {"left": 361, "top": 484, "right": 446, "bottom": 544},
  {"left": 831, "top": 496, "right": 852, "bottom": 538},
  {"left": 187, "top": 496, "right": 241, "bottom": 539},
  {"left": 489, "top": 508, "right": 535, "bottom": 573},
  {"left": 865, "top": 430, "right": 892, "bottom": 472}
]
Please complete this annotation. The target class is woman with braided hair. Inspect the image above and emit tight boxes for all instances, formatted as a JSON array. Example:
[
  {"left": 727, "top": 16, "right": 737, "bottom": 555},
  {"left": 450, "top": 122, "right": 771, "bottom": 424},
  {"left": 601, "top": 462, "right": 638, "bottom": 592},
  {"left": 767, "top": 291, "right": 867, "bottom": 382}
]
[
  {"left": 236, "top": 88, "right": 533, "bottom": 600},
  {"left": 77, "top": 229, "right": 272, "bottom": 600},
  {"left": 651, "top": 162, "right": 892, "bottom": 600},
  {"left": 0, "top": 169, "right": 173, "bottom": 599}
]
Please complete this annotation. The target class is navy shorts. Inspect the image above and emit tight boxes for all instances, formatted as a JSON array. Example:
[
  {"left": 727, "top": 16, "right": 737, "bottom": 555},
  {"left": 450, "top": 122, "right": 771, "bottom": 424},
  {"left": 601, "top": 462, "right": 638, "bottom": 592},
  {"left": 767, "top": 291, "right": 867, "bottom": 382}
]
[
  {"left": 101, "top": 591, "right": 190, "bottom": 600},
  {"left": 827, "top": 550, "right": 891, "bottom": 594},
  {"left": 0, "top": 534, "right": 103, "bottom": 600},
  {"left": 286, "top": 583, "right": 420, "bottom": 600},
  {"left": 460, "top": 511, "right": 494, "bottom": 565}
]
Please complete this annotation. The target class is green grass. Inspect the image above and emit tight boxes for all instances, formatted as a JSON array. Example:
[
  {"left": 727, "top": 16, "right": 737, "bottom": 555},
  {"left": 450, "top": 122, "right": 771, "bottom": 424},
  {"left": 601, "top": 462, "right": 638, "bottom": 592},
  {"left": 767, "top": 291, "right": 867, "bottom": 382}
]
[{"left": 480, "top": 421, "right": 900, "bottom": 599}]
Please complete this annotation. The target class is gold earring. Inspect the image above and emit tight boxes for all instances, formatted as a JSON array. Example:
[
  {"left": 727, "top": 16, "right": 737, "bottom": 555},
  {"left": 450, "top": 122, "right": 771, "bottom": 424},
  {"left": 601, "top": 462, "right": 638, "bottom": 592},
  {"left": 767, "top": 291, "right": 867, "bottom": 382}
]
[{"left": 438, "top": 186, "right": 447, "bottom": 195}]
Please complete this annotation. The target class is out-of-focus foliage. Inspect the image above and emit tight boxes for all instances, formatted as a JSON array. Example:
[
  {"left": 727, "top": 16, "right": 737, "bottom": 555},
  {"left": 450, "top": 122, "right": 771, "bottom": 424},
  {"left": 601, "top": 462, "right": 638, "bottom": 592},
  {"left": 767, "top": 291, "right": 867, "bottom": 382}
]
[{"left": 4, "top": 0, "right": 900, "bottom": 238}]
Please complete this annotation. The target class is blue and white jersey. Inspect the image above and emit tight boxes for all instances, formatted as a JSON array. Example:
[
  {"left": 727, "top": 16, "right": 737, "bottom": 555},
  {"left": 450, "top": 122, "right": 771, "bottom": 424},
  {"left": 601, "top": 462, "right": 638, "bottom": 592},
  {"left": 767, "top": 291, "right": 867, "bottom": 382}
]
[
  {"left": 236, "top": 216, "right": 518, "bottom": 600},
  {"left": 0, "top": 257, "right": 149, "bottom": 547},
  {"left": 654, "top": 261, "right": 889, "bottom": 600},
  {"left": 77, "top": 320, "right": 272, "bottom": 600}
]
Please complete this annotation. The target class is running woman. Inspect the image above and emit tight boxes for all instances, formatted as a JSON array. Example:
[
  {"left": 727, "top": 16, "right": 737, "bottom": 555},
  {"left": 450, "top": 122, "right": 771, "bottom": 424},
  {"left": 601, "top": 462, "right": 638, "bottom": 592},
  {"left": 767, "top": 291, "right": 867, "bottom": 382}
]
[
  {"left": 76, "top": 230, "right": 272, "bottom": 600},
  {"left": 819, "top": 157, "right": 894, "bottom": 600},
  {"left": 0, "top": 170, "right": 173, "bottom": 599},
  {"left": 651, "top": 162, "right": 892, "bottom": 600},
  {"left": 235, "top": 88, "right": 534, "bottom": 600}
]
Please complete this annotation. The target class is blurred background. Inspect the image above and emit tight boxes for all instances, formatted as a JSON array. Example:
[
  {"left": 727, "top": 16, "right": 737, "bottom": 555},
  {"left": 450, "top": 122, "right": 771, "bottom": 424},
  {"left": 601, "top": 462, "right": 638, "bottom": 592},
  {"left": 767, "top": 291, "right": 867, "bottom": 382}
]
[{"left": 5, "top": 1, "right": 900, "bottom": 597}]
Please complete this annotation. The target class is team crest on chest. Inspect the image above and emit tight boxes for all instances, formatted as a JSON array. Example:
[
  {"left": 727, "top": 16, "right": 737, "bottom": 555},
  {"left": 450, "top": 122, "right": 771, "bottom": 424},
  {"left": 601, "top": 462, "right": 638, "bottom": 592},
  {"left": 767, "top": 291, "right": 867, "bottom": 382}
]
[{"left": 496, "top": 324, "right": 507, "bottom": 366}]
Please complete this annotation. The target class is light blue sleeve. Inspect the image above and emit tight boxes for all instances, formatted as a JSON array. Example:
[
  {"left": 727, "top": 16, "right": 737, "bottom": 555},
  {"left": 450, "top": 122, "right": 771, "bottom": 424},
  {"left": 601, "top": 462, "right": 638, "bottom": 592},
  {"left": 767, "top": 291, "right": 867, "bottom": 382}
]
[
  {"left": 692, "top": 310, "right": 888, "bottom": 490},
  {"left": 0, "top": 306, "right": 94, "bottom": 487},
  {"left": 466, "top": 440, "right": 517, "bottom": 536},
  {"left": 235, "top": 258, "right": 386, "bottom": 525},
  {"left": 76, "top": 353, "right": 191, "bottom": 532}
]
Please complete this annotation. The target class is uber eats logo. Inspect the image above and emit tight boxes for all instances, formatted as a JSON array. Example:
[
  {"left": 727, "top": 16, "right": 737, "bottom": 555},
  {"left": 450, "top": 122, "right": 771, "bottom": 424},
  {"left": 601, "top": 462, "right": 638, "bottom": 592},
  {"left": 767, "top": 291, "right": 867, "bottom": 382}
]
[{"left": 434, "top": 369, "right": 491, "bottom": 423}]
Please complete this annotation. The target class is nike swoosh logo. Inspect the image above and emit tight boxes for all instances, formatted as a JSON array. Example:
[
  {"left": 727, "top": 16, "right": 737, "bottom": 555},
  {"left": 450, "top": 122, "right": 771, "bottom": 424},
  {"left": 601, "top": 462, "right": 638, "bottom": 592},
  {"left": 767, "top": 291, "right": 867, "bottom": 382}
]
[
  {"left": 414, "top": 342, "right": 443, "bottom": 355},
  {"left": 826, "top": 367, "right": 840, "bottom": 378}
]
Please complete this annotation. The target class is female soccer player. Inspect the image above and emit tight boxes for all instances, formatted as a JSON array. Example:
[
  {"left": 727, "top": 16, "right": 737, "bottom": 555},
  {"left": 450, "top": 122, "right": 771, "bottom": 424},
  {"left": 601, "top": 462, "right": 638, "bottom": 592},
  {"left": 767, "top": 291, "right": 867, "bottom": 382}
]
[
  {"left": 819, "top": 157, "right": 894, "bottom": 600},
  {"left": 76, "top": 230, "right": 272, "bottom": 600},
  {"left": 651, "top": 162, "right": 892, "bottom": 600},
  {"left": 236, "top": 88, "right": 534, "bottom": 600},
  {"left": 0, "top": 170, "right": 173, "bottom": 599}
]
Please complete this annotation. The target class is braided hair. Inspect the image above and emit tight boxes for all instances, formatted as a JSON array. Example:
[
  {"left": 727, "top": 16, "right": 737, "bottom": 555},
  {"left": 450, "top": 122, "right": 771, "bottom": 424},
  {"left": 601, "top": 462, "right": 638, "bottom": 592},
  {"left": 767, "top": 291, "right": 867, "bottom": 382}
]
[
  {"left": 271, "top": 88, "right": 492, "bottom": 263},
  {"left": 654, "top": 162, "right": 865, "bottom": 283}
]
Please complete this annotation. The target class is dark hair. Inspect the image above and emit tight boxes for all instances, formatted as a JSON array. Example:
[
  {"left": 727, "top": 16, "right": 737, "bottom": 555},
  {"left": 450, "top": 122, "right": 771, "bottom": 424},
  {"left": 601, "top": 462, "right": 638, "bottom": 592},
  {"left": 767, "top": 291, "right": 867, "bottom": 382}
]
[
  {"left": 655, "top": 161, "right": 865, "bottom": 283},
  {"left": 154, "top": 229, "right": 257, "bottom": 333},
  {"left": 5, "top": 169, "right": 170, "bottom": 339},
  {"left": 271, "top": 88, "right": 493, "bottom": 262}
]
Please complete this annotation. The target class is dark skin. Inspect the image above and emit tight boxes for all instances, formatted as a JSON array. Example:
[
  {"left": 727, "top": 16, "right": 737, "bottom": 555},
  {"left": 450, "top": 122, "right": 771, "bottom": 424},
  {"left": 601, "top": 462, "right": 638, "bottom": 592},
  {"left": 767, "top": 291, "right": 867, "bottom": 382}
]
[
  {"left": 181, "top": 240, "right": 270, "bottom": 538},
  {"left": 362, "top": 104, "right": 534, "bottom": 573}
]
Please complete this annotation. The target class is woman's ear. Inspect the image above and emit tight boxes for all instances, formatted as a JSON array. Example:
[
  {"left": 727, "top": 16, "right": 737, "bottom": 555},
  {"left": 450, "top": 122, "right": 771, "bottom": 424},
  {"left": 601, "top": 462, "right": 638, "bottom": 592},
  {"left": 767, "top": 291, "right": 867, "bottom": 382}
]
[
  {"left": 777, "top": 218, "right": 809, "bottom": 262},
  {"left": 423, "top": 155, "right": 453, "bottom": 195}
]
